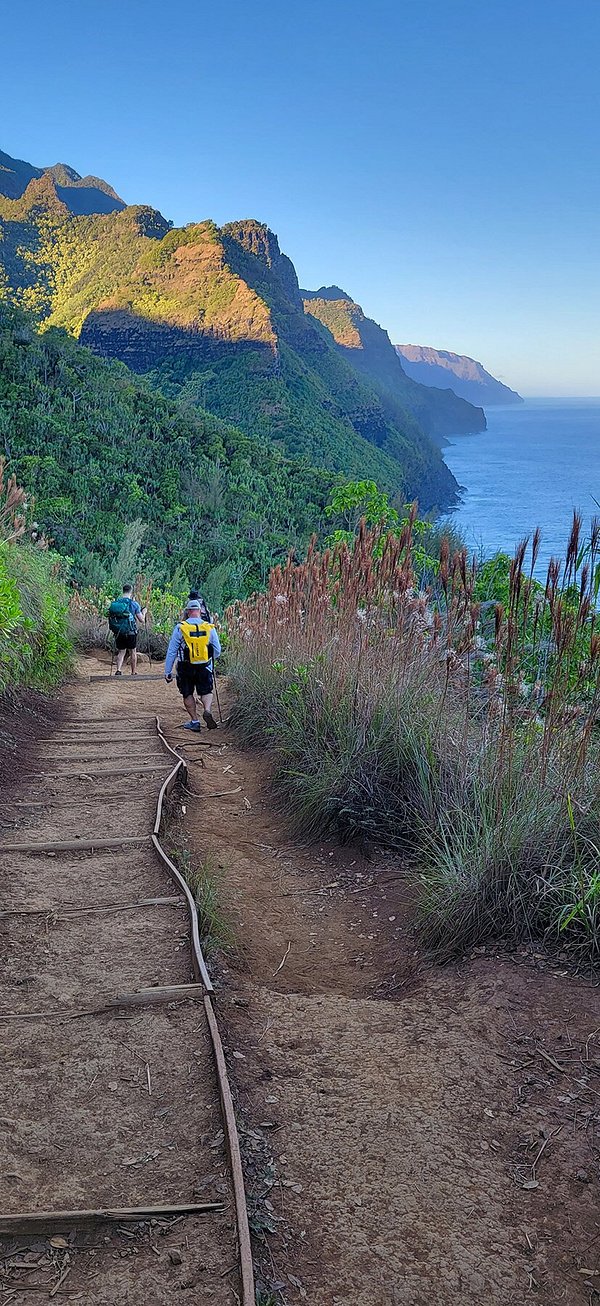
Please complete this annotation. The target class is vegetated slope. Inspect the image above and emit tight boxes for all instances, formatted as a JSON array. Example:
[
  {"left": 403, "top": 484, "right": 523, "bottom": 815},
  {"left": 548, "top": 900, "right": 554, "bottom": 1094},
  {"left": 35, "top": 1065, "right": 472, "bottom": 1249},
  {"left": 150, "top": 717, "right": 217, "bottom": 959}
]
[
  {"left": 0, "top": 147, "right": 124, "bottom": 215},
  {"left": 0, "top": 302, "right": 333, "bottom": 598},
  {"left": 395, "top": 343, "right": 524, "bottom": 406},
  {"left": 303, "top": 287, "right": 487, "bottom": 439},
  {"left": 79, "top": 219, "right": 406, "bottom": 491},
  {"left": 0, "top": 177, "right": 170, "bottom": 327},
  {"left": 0, "top": 166, "right": 461, "bottom": 509},
  {"left": 213, "top": 221, "right": 461, "bottom": 507},
  {"left": 0, "top": 535, "right": 71, "bottom": 695}
]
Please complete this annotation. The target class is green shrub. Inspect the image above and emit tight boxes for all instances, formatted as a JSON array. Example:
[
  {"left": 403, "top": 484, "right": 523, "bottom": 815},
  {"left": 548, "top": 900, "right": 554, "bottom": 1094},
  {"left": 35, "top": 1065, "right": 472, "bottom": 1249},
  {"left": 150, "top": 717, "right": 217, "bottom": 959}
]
[{"left": 0, "top": 541, "right": 72, "bottom": 693}]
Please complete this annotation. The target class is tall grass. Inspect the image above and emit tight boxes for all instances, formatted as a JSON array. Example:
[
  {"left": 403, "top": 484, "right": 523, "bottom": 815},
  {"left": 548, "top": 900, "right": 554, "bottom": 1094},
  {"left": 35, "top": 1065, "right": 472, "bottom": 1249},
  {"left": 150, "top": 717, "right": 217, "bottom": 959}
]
[
  {"left": 227, "top": 511, "right": 600, "bottom": 968},
  {"left": 169, "top": 846, "right": 233, "bottom": 958}
]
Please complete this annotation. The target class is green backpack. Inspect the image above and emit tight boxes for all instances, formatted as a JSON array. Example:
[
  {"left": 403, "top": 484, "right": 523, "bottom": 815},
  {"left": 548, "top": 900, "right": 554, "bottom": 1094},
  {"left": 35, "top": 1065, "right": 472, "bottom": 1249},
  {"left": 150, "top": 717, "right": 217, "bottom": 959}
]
[{"left": 108, "top": 597, "right": 136, "bottom": 636}]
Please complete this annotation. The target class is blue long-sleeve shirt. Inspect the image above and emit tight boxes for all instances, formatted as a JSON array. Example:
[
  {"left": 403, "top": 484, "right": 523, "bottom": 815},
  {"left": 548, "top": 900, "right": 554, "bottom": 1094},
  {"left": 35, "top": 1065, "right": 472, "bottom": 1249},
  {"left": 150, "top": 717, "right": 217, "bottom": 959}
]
[{"left": 165, "top": 621, "right": 222, "bottom": 676}]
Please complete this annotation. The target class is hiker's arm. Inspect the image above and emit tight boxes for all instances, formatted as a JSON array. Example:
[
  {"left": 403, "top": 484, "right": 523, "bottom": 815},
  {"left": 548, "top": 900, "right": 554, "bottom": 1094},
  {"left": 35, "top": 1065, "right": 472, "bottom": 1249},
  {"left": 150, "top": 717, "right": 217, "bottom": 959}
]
[
  {"left": 209, "top": 628, "right": 222, "bottom": 658},
  {"left": 164, "top": 626, "right": 181, "bottom": 679},
  {"left": 135, "top": 607, "right": 147, "bottom": 626}
]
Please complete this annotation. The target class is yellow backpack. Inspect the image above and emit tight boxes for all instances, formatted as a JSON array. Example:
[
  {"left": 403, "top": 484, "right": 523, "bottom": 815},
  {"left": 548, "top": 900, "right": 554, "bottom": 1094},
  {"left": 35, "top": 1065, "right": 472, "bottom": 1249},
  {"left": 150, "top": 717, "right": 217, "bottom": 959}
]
[{"left": 180, "top": 620, "right": 214, "bottom": 665}]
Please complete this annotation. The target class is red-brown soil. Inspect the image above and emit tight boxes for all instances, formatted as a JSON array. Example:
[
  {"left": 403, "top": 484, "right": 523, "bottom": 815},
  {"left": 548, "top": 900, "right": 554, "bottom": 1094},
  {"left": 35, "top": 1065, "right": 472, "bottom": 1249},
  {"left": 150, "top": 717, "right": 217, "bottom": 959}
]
[
  {"left": 2, "top": 657, "right": 599, "bottom": 1305},
  {"left": 169, "top": 684, "right": 600, "bottom": 1306},
  {"left": 0, "top": 660, "right": 239, "bottom": 1303}
]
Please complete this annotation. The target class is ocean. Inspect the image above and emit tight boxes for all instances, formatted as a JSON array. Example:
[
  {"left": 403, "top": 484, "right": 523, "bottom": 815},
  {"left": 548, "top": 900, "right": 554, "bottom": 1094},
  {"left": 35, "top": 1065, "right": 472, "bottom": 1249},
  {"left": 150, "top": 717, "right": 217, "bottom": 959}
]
[{"left": 442, "top": 398, "right": 600, "bottom": 576}]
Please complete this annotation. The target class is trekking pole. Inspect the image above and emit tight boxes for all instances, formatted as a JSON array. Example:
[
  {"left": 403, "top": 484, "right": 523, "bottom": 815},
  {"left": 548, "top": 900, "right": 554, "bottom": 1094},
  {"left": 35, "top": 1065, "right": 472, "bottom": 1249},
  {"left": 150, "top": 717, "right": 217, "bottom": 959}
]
[
  {"left": 213, "top": 664, "right": 223, "bottom": 724},
  {"left": 109, "top": 620, "right": 116, "bottom": 677},
  {"left": 143, "top": 583, "right": 153, "bottom": 671},
  {"left": 145, "top": 612, "right": 152, "bottom": 670}
]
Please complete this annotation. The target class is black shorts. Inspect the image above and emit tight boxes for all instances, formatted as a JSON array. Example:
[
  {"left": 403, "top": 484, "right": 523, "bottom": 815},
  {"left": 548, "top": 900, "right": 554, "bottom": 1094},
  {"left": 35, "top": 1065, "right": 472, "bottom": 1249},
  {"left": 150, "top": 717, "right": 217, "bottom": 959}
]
[
  {"left": 115, "top": 631, "right": 137, "bottom": 650},
  {"left": 176, "top": 664, "right": 213, "bottom": 698}
]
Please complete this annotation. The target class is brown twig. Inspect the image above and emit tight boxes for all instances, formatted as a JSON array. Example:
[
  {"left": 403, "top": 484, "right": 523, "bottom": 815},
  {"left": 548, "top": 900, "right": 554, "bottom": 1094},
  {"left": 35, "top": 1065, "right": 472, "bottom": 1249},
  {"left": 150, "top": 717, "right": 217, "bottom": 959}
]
[
  {"left": 536, "top": 1047, "right": 565, "bottom": 1073},
  {"left": 272, "top": 942, "right": 291, "bottom": 977}
]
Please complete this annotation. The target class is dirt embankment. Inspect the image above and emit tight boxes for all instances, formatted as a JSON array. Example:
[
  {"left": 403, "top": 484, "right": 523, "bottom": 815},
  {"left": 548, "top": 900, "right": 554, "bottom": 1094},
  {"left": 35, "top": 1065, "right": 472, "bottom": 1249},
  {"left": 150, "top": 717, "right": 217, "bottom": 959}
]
[{"left": 168, "top": 686, "right": 600, "bottom": 1306}]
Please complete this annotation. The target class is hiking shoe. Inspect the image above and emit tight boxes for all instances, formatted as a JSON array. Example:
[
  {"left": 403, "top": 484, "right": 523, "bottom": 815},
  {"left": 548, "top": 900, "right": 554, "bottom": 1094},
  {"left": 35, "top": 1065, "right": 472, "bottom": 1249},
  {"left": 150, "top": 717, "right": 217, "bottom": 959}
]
[
  {"left": 203, "top": 710, "right": 218, "bottom": 730},
  {"left": 183, "top": 720, "right": 201, "bottom": 731},
  {"left": 114, "top": 670, "right": 122, "bottom": 677}
]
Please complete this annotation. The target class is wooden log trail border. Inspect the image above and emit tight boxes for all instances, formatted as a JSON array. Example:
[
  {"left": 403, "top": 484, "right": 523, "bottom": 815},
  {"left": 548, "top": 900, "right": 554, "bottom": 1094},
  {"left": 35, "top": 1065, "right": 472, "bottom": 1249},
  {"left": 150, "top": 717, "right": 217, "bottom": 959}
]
[
  {"left": 153, "top": 714, "right": 255, "bottom": 1306},
  {"left": 0, "top": 1201, "right": 225, "bottom": 1235},
  {"left": 0, "top": 711, "right": 255, "bottom": 1306}
]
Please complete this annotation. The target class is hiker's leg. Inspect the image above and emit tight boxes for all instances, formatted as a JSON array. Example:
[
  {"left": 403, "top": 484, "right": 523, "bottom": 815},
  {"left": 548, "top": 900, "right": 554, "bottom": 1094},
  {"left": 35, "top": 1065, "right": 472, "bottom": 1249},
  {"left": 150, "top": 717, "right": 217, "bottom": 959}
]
[
  {"left": 130, "top": 646, "right": 138, "bottom": 674},
  {"left": 200, "top": 676, "right": 218, "bottom": 728},
  {"left": 115, "top": 647, "right": 126, "bottom": 672},
  {"left": 183, "top": 693, "right": 199, "bottom": 721},
  {"left": 176, "top": 670, "right": 201, "bottom": 729}
]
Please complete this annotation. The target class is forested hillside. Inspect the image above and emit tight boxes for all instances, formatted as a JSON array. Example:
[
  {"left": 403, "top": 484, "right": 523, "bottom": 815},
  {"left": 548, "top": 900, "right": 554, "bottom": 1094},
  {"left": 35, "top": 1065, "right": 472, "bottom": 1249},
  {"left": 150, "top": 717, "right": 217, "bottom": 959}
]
[
  {"left": 0, "top": 162, "right": 485, "bottom": 511},
  {"left": 0, "top": 303, "right": 333, "bottom": 601}
]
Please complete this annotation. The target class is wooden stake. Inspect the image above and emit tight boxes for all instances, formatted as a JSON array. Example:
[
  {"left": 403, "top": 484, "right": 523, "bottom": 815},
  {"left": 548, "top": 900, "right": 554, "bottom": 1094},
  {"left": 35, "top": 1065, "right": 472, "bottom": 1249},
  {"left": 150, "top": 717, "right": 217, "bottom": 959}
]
[
  {"left": 0, "top": 983, "right": 209, "bottom": 1022},
  {"left": 0, "top": 1200, "right": 224, "bottom": 1234},
  {"left": 0, "top": 836, "right": 150, "bottom": 854},
  {"left": 0, "top": 896, "right": 182, "bottom": 918},
  {"left": 47, "top": 765, "right": 169, "bottom": 778},
  {"left": 109, "top": 983, "right": 206, "bottom": 1008},
  {"left": 89, "top": 673, "right": 165, "bottom": 682}
]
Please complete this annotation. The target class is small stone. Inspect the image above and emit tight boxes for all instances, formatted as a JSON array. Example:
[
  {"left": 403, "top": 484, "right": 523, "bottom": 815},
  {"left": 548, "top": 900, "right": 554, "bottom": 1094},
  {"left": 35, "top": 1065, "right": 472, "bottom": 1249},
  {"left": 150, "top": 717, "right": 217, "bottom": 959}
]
[
  {"left": 576, "top": 1169, "right": 590, "bottom": 1183},
  {"left": 169, "top": 1248, "right": 183, "bottom": 1266}
]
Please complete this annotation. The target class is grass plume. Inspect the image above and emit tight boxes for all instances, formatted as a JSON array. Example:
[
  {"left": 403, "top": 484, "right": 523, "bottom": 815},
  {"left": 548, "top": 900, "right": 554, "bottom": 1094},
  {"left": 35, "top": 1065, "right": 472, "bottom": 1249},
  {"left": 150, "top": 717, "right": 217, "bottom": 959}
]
[{"left": 227, "top": 512, "right": 600, "bottom": 969}]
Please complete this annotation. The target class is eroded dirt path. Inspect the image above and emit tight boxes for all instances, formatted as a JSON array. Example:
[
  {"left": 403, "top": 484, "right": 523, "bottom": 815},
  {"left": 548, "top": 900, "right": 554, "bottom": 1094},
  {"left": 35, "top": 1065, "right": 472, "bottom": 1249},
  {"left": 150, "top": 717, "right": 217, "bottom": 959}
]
[
  {"left": 0, "top": 661, "right": 239, "bottom": 1303},
  {"left": 168, "top": 685, "right": 600, "bottom": 1306}
]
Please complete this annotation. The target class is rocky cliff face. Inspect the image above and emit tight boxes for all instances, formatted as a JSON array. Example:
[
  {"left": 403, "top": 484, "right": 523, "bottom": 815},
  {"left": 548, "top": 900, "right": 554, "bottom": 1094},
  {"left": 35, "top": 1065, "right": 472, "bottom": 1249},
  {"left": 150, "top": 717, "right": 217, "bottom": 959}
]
[
  {"left": 303, "top": 288, "right": 486, "bottom": 438},
  {"left": 395, "top": 344, "right": 523, "bottom": 406},
  {"left": 222, "top": 220, "right": 303, "bottom": 308},
  {"left": 80, "top": 308, "right": 272, "bottom": 373}
]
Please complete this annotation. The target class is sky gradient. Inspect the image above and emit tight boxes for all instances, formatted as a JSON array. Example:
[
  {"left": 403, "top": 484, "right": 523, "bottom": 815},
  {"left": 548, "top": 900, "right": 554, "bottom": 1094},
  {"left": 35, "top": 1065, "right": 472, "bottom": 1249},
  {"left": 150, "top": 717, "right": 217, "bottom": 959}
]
[{"left": 3, "top": 0, "right": 599, "bottom": 394}]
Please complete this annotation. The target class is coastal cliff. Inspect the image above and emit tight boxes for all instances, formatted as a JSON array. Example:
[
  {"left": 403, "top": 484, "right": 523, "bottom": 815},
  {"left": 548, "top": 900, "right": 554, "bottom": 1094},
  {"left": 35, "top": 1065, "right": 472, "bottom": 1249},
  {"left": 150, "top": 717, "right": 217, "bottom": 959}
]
[{"left": 396, "top": 344, "right": 524, "bottom": 406}]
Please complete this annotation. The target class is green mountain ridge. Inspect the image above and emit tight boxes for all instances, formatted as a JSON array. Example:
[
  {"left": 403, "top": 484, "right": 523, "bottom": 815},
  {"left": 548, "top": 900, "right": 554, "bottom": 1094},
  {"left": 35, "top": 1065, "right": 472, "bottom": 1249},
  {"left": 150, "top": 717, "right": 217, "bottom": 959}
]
[
  {"left": 0, "top": 148, "right": 124, "bottom": 215},
  {"left": 0, "top": 151, "right": 486, "bottom": 511},
  {"left": 0, "top": 300, "right": 333, "bottom": 599}
]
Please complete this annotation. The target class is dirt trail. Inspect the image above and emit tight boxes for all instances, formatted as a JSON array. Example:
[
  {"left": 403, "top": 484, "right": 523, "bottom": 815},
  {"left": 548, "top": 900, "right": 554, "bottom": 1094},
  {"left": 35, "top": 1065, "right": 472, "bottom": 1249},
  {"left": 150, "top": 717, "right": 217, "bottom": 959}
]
[
  {"left": 3, "top": 659, "right": 599, "bottom": 1304},
  {"left": 0, "top": 661, "right": 239, "bottom": 1303},
  {"left": 168, "top": 684, "right": 600, "bottom": 1306}
]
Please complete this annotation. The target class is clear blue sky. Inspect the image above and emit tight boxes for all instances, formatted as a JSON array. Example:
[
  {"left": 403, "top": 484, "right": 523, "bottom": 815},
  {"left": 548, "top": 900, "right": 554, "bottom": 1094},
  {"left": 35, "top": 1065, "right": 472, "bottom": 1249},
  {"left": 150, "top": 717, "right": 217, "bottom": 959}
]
[{"left": 3, "top": 0, "right": 599, "bottom": 394}]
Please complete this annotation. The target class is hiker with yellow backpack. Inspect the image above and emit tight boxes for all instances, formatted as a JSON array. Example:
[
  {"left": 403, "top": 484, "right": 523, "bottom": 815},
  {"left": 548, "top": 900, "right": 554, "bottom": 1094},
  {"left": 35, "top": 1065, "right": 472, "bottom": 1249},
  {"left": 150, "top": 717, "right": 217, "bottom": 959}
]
[{"left": 164, "top": 597, "right": 221, "bottom": 731}]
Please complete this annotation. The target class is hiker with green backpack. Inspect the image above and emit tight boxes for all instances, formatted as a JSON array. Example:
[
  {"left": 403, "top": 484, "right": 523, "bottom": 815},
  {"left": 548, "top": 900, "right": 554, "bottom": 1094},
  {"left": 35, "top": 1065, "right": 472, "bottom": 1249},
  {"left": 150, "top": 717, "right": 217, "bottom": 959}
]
[
  {"left": 164, "top": 597, "right": 221, "bottom": 730},
  {"left": 108, "top": 584, "right": 147, "bottom": 676}
]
